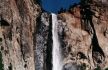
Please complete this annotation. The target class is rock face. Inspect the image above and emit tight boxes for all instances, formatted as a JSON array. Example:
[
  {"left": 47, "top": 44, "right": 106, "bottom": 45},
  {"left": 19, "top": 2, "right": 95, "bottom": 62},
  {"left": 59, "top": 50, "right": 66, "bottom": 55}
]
[
  {"left": 58, "top": 0, "right": 108, "bottom": 69},
  {"left": 1, "top": 0, "right": 108, "bottom": 70},
  {"left": 0, "top": 0, "right": 40, "bottom": 70},
  {"left": 35, "top": 12, "right": 52, "bottom": 70}
]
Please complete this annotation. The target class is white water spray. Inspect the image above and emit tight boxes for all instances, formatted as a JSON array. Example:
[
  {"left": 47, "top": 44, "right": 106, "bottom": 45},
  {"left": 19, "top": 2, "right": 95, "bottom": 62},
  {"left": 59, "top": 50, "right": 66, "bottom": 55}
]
[{"left": 52, "top": 13, "right": 63, "bottom": 70}]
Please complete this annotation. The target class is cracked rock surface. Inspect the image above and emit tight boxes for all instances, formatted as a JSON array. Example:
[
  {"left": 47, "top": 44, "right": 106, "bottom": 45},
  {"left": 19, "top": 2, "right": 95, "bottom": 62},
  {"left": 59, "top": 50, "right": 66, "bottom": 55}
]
[
  {"left": 0, "top": 0, "right": 40, "bottom": 70},
  {"left": 0, "top": 0, "right": 108, "bottom": 70}
]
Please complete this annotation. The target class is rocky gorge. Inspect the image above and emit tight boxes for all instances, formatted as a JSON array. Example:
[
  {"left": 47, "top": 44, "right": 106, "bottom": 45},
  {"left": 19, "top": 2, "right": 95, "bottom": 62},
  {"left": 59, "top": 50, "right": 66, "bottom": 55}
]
[{"left": 0, "top": 0, "right": 108, "bottom": 70}]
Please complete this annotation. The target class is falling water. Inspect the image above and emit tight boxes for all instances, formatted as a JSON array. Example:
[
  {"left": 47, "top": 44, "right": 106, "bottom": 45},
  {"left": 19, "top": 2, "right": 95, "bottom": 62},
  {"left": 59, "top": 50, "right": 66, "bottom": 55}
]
[{"left": 52, "top": 13, "right": 63, "bottom": 70}]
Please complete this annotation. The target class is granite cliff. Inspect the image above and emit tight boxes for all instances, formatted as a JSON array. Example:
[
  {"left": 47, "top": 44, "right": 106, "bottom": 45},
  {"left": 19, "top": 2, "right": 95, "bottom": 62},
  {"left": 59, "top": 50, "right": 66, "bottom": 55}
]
[
  {"left": 0, "top": 0, "right": 40, "bottom": 70},
  {"left": 0, "top": 0, "right": 108, "bottom": 70}
]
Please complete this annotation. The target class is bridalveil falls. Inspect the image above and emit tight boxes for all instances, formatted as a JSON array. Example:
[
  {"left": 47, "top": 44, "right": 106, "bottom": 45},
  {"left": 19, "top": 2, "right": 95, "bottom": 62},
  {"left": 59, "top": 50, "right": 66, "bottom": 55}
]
[{"left": 52, "top": 13, "right": 63, "bottom": 70}]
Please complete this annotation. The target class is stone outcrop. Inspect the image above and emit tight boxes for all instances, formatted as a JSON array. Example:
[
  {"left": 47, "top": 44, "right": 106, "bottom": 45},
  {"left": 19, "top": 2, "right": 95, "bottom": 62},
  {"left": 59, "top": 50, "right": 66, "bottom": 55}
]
[
  {"left": 0, "top": 0, "right": 40, "bottom": 70},
  {"left": 58, "top": 0, "right": 108, "bottom": 69}
]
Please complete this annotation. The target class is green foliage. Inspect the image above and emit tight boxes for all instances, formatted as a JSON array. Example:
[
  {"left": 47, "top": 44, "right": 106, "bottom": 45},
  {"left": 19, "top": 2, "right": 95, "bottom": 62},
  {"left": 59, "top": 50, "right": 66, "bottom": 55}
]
[{"left": 0, "top": 51, "right": 4, "bottom": 70}]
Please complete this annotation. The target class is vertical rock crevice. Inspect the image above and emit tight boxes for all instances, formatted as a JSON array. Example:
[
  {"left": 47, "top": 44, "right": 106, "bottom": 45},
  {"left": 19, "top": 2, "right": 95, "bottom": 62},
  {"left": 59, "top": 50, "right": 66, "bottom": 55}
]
[
  {"left": 45, "top": 14, "right": 52, "bottom": 70},
  {"left": 80, "top": 1, "right": 105, "bottom": 65}
]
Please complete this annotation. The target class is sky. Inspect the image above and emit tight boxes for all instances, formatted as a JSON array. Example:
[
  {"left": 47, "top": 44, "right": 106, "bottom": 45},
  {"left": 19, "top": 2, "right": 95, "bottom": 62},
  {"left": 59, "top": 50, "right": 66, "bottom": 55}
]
[{"left": 41, "top": 0, "right": 80, "bottom": 13}]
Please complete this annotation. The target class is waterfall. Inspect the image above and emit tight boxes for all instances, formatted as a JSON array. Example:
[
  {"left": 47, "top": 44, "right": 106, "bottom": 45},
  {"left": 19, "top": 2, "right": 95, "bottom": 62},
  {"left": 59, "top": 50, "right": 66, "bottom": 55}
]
[{"left": 52, "top": 13, "right": 63, "bottom": 70}]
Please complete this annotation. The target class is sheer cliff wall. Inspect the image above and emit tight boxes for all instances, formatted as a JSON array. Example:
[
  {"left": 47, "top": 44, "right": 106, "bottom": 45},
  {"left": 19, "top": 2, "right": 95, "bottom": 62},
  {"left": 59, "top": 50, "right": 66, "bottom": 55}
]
[
  {"left": 0, "top": 0, "right": 40, "bottom": 70},
  {"left": 58, "top": 0, "right": 108, "bottom": 69}
]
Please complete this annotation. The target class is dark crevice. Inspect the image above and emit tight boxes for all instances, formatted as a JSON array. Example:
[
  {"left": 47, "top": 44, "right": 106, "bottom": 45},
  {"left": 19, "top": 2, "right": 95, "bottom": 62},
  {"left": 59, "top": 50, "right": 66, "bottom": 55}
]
[
  {"left": 35, "top": 14, "right": 42, "bottom": 34},
  {"left": 80, "top": 1, "right": 105, "bottom": 64},
  {"left": 0, "top": 16, "right": 12, "bottom": 41},
  {"left": 8, "top": 63, "right": 12, "bottom": 70},
  {"left": 67, "top": 46, "right": 71, "bottom": 53},
  {"left": 77, "top": 52, "right": 87, "bottom": 59},
  {"left": 80, "top": 4, "right": 95, "bottom": 33},
  {"left": 0, "top": 18, "right": 10, "bottom": 26},
  {"left": 1, "top": 46, "right": 4, "bottom": 51},
  {"left": 45, "top": 14, "right": 52, "bottom": 70},
  {"left": 0, "top": 38, "right": 2, "bottom": 42},
  {"left": 0, "top": 51, "right": 4, "bottom": 70},
  {"left": 24, "top": 63, "right": 27, "bottom": 68},
  {"left": 92, "top": 33, "right": 105, "bottom": 63}
]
